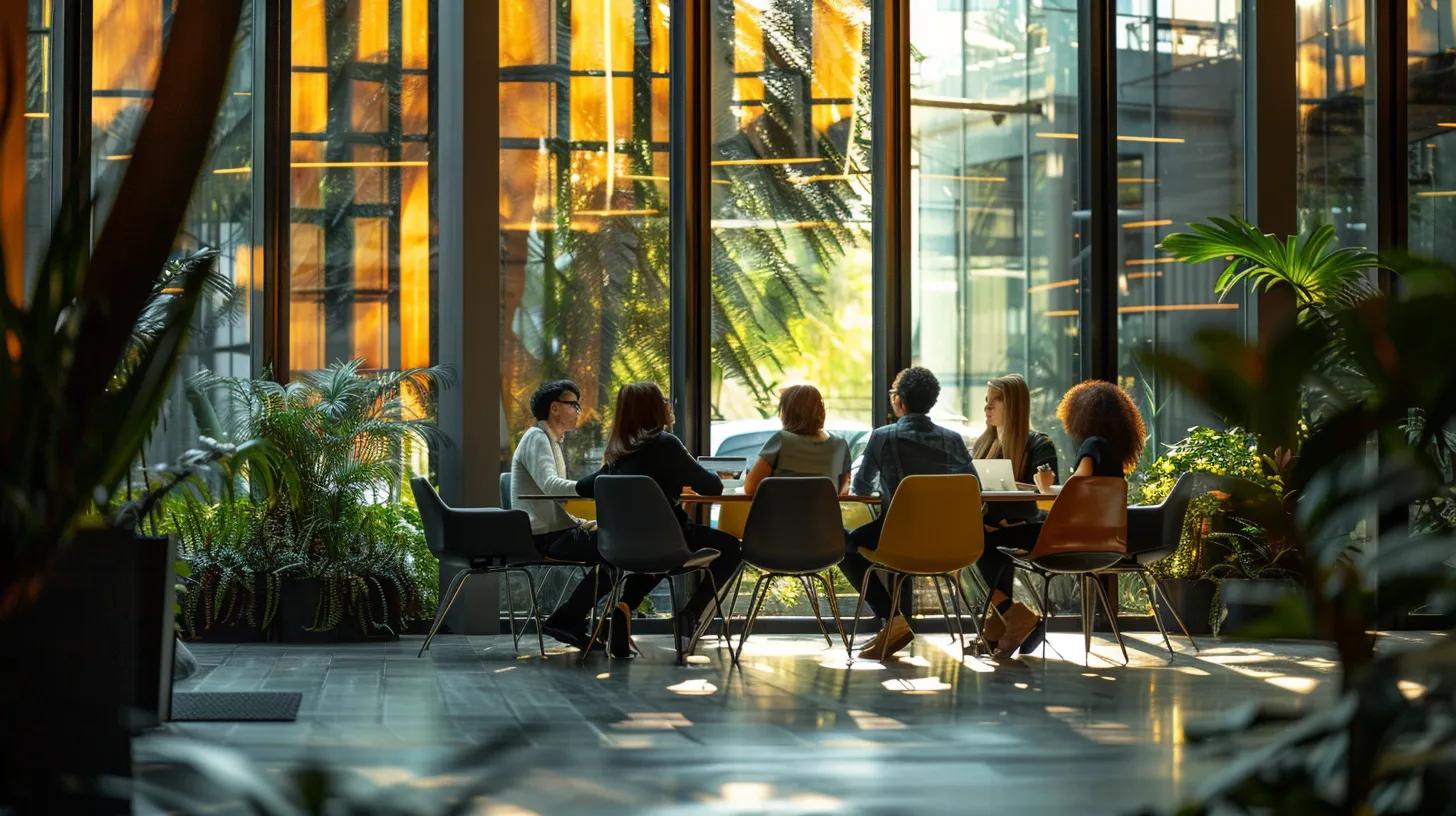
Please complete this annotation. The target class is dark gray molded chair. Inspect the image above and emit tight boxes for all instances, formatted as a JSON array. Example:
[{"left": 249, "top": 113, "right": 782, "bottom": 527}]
[
  {"left": 496, "top": 471, "right": 600, "bottom": 650},
  {"left": 1113, "top": 471, "right": 1205, "bottom": 658},
  {"left": 411, "top": 477, "right": 546, "bottom": 657},
  {"left": 583, "top": 475, "right": 734, "bottom": 666},
  {"left": 731, "top": 477, "right": 849, "bottom": 661}
]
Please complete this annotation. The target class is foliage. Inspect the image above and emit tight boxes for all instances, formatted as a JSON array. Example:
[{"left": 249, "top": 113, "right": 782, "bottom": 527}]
[
  {"left": 1204, "top": 515, "right": 1302, "bottom": 635},
  {"left": 1142, "top": 255, "right": 1456, "bottom": 813},
  {"left": 1160, "top": 215, "right": 1384, "bottom": 313},
  {"left": 0, "top": 0, "right": 245, "bottom": 621}
]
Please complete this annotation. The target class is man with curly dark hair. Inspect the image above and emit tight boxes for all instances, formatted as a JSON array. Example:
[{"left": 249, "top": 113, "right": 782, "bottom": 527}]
[
  {"left": 840, "top": 366, "right": 976, "bottom": 660},
  {"left": 993, "top": 379, "right": 1147, "bottom": 659}
]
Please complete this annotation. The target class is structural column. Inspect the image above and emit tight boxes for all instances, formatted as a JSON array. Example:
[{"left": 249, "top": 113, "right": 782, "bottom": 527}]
[
  {"left": 871, "top": 0, "right": 911, "bottom": 424},
  {"left": 669, "top": 0, "right": 712, "bottom": 454}
]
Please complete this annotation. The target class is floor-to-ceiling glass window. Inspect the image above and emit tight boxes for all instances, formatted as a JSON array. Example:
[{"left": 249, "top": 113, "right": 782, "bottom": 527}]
[
  {"left": 1408, "top": 0, "right": 1456, "bottom": 264},
  {"left": 707, "top": 0, "right": 875, "bottom": 452},
  {"left": 497, "top": 0, "right": 672, "bottom": 477},
  {"left": 1114, "top": 0, "right": 1247, "bottom": 470},
  {"left": 908, "top": 0, "right": 1084, "bottom": 464},
  {"left": 90, "top": 0, "right": 259, "bottom": 464},
  {"left": 1296, "top": 0, "right": 1376, "bottom": 246},
  {"left": 288, "top": 0, "right": 437, "bottom": 387},
  {"left": 23, "top": 0, "right": 54, "bottom": 285}
]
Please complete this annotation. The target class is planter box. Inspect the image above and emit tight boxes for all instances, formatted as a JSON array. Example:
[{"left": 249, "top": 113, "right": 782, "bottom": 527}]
[
  {"left": 178, "top": 574, "right": 272, "bottom": 643},
  {"left": 0, "top": 530, "right": 174, "bottom": 813},
  {"left": 1153, "top": 577, "right": 1216, "bottom": 635},
  {"left": 276, "top": 577, "right": 402, "bottom": 643},
  {"left": 1218, "top": 578, "right": 1305, "bottom": 636}
]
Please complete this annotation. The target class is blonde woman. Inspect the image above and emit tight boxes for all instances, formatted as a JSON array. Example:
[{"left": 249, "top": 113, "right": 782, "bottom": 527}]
[
  {"left": 970, "top": 374, "right": 1058, "bottom": 650},
  {"left": 742, "top": 384, "right": 852, "bottom": 496}
]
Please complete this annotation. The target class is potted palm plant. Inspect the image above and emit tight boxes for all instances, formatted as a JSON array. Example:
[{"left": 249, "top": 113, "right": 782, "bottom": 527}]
[{"left": 0, "top": 2, "right": 245, "bottom": 810}]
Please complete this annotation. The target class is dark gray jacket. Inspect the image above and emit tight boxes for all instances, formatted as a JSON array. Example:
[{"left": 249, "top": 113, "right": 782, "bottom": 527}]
[{"left": 852, "top": 414, "right": 975, "bottom": 508}]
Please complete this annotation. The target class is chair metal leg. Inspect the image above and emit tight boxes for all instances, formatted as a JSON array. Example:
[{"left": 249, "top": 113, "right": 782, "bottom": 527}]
[
  {"left": 734, "top": 572, "right": 773, "bottom": 664},
  {"left": 939, "top": 575, "right": 969, "bottom": 652},
  {"left": 951, "top": 571, "right": 985, "bottom": 651},
  {"left": 1081, "top": 575, "right": 1094, "bottom": 666},
  {"left": 667, "top": 574, "right": 684, "bottom": 665},
  {"left": 581, "top": 574, "right": 624, "bottom": 665},
  {"left": 503, "top": 572, "right": 521, "bottom": 649},
  {"left": 701, "top": 570, "right": 738, "bottom": 667},
  {"left": 1145, "top": 571, "right": 1200, "bottom": 653},
  {"left": 1136, "top": 570, "right": 1177, "bottom": 660},
  {"left": 419, "top": 569, "right": 472, "bottom": 657},
  {"left": 1039, "top": 573, "right": 1053, "bottom": 660},
  {"left": 814, "top": 572, "right": 851, "bottom": 653},
  {"left": 1090, "top": 575, "right": 1129, "bottom": 666},
  {"left": 874, "top": 573, "right": 909, "bottom": 660},
  {"left": 718, "top": 566, "right": 747, "bottom": 643},
  {"left": 847, "top": 567, "right": 877, "bottom": 660},
  {"left": 513, "top": 568, "right": 547, "bottom": 657},
  {"left": 929, "top": 574, "right": 958, "bottom": 651},
  {"left": 800, "top": 576, "right": 833, "bottom": 646}
]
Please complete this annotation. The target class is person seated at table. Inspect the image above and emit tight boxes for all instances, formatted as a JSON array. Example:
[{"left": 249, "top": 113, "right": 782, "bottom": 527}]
[
  {"left": 841, "top": 366, "right": 975, "bottom": 660},
  {"left": 509, "top": 379, "right": 606, "bottom": 651},
  {"left": 568, "top": 382, "right": 744, "bottom": 658},
  {"left": 742, "top": 384, "right": 851, "bottom": 496},
  {"left": 994, "top": 379, "right": 1145, "bottom": 659},
  {"left": 969, "top": 374, "right": 1059, "bottom": 653}
]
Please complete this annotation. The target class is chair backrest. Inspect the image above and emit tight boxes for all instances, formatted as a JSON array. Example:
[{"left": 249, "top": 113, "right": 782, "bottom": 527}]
[
  {"left": 411, "top": 477, "right": 449, "bottom": 557},
  {"left": 1157, "top": 471, "right": 1200, "bottom": 551},
  {"left": 873, "top": 474, "right": 985, "bottom": 574},
  {"left": 1030, "top": 476, "right": 1127, "bottom": 560},
  {"left": 499, "top": 472, "right": 512, "bottom": 510},
  {"left": 740, "top": 477, "right": 844, "bottom": 574},
  {"left": 593, "top": 475, "right": 692, "bottom": 573}
]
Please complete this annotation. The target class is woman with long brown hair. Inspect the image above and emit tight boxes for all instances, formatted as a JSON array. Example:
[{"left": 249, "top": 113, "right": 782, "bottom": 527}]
[
  {"left": 742, "top": 384, "right": 851, "bottom": 495},
  {"left": 993, "top": 379, "right": 1146, "bottom": 659},
  {"left": 969, "top": 374, "right": 1059, "bottom": 650},
  {"left": 556, "top": 382, "right": 742, "bottom": 658}
]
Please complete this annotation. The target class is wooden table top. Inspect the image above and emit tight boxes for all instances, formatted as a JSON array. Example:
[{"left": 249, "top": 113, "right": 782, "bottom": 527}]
[{"left": 517, "top": 490, "right": 1051, "bottom": 504}]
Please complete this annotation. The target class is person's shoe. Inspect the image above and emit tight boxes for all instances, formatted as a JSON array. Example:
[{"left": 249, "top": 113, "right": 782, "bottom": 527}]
[
  {"left": 858, "top": 615, "right": 913, "bottom": 660},
  {"left": 541, "top": 617, "right": 600, "bottom": 652},
  {"left": 993, "top": 603, "right": 1041, "bottom": 660},
  {"left": 982, "top": 605, "right": 1008, "bottom": 645},
  {"left": 609, "top": 602, "right": 635, "bottom": 660},
  {"left": 1017, "top": 618, "right": 1048, "bottom": 656}
]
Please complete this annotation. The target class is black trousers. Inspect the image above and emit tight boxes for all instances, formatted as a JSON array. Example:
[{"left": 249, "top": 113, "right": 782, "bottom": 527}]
[
  {"left": 976, "top": 521, "right": 1044, "bottom": 598},
  {"left": 540, "top": 523, "right": 742, "bottom": 626},
  {"left": 838, "top": 516, "right": 913, "bottom": 622}
]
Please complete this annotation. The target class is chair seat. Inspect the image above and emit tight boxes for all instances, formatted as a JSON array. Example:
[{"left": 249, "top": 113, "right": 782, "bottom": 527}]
[
  {"left": 741, "top": 555, "right": 842, "bottom": 577},
  {"left": 860, "top": 546, "right": 970, "bottom": 576},
  {"left": 1004, "top": 546, "right": 1124, "bottom": 575},
  {"left": 682, "top": 548, "right": 721, "bottom": 571}
]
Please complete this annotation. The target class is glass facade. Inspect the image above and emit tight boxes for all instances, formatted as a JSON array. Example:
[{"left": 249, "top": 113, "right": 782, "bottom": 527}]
[
  {"left": 497, "top": 0, "right": 672, "bottom": 477},
  {"left": 288, "top": 0, "right": 437, "bottom": 382},
  {"left": 1409, "top": 0, "right": 1456, "bottom": 264},
  {"left": 23, "top": 0, "right": 53, "bottom": 285}
]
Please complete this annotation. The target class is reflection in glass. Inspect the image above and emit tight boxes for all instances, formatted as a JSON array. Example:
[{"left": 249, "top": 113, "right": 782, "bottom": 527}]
[
  {"left": 708, "top": 0, "right": 875, "bottom": 450},
  {"left": 1408, "top": 0, "right": 1456, "bottom": 264},
  {"left": 498, "top": 0, "right": 672, "bottom": 478},
  {"left": 24, "top": 0, "right": 54, "bottom": 287},
  {"left": 1296, "top": 0, "right": 1375, "bottom": 246},
  {"left": 288, "top": 0, "right": 436, "bottom": 385}
]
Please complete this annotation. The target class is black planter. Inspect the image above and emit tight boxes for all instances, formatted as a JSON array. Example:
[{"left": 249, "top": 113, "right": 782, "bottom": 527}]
[
  {"left": 0, "top": 530, "right": 174, "bottom": 813},
  {"left": 1219, "top": 578, "right": 1305, "bottom": 636},
  {"left": 179, "top": 573, "right": 272, "bottom": 642},
  {"left": 1154, "top": 577, "right": 1216, "bottom": 636},
  {"left": 276, "top": 577, "right": 402, "bottom": 643}
]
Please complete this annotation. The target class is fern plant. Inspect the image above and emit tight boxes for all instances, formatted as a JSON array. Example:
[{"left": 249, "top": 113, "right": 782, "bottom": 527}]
[{"left": 1159, "top": 215, "right": 1384, "bottom": 314}]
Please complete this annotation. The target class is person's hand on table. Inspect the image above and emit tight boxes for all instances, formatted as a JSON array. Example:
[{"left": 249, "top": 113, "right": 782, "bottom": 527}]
[{"left": 1033, "top": 464, "right": 1055, "bottom": 494}]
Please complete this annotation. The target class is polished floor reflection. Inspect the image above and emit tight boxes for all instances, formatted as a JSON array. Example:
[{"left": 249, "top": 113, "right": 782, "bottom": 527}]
[{"left": 142, "top": 631, "right": 1433, "bottom": 813}]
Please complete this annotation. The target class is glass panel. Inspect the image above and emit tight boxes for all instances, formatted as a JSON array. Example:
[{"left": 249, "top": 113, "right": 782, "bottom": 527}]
[
  {"left": 1408, "top": 0, "right": 1456, "bottom": 264},
  {"left": 286, "top": 0, "right": 438, "bottom": 378},
  {"left": 88, "top": 1, "right": 259, "bottom": 466},
  {"left": 498, "top": 0, "right": 672, "bottom": 477},
  {"left": 23, "top": 0, "right": 54, "bottom": 289},
  {"left": 707, "top": 0, "right": 873, "bottom": 616},
  {"left": 909, "top": 0, "right": 1084, "bottom": 617},
  {"left": 1297, "top": 0, "right": 1376, "bottom": 246},
  {"left": 1115, "top": 0, "right": 1248, "bottom": 614}
]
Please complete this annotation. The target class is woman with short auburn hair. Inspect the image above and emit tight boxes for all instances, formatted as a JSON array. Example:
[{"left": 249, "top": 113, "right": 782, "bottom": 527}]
[{"left": 742, "top": 384, "right": 851, "bottom": 496}]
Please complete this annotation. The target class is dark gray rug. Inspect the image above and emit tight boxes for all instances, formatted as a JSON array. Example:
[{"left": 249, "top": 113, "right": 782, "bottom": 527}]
[{"left": 170, "top": 691, "right": 302, "bottom": 722}]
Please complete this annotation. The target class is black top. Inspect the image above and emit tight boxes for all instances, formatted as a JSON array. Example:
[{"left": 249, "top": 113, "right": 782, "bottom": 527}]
[
  {"left": 576, "top": 431, "right": 723, "bottom": 527},
  {"left": 984, "top": 430, "right": 1060, "bottom": 525},
  {"left": 1075, "top": 435, "right": 1124, "bottom": 477},
  {"left": 852, "top": 413, "right": 975, "bottom": 509}
]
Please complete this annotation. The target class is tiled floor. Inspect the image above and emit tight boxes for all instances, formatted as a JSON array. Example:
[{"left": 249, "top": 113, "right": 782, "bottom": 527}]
[{"left": 139, "top": 630, "right": 1431, "bottom": 814}]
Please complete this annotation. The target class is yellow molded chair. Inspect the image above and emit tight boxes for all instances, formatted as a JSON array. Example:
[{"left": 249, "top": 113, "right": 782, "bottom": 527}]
[{"left": 850, "top": 474, "right": 986, "bottom": 659}]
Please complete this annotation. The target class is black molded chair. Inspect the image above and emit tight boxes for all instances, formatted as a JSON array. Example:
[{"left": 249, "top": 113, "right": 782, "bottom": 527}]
[
  {"left": 411, "top": 477, "right": 546, "bottom": 657},
  {"left": 497, "top": 471, "right": 600, "bottom": 651},
  {"left": 1112, "top": 471, "right": 1203, "bottom": 658},
  {"left": 583, "top": 475, "right": 734, "bottom": 666},
  {"left": 732, "top": 477, "right": 850, "bottom": 661}
]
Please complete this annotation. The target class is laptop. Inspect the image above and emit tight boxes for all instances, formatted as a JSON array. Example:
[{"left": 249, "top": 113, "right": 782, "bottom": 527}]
[
  {"left": 973, "top": 458, "right": 1019, "bottom": 492},
  {"left": 698, "top": 456, "right": 749, "bottom": 489}
]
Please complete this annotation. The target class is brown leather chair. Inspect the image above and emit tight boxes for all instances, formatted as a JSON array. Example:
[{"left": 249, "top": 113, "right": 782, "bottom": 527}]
[{"left": 999, "top": 476, "right": 1129, "bottom": 664}]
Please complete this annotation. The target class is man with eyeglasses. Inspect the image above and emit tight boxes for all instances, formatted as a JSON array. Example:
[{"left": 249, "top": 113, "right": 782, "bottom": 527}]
[
  {"left": 840, "top": 366, "right": 975, "bottom": 660},
  {"left": 509, "top": 379, "right": 600, "bottom": 650}
]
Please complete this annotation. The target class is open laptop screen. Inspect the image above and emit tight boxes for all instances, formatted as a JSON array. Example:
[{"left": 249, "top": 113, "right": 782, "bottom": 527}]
[{"left": 697, "top": 456, "right": 749, "bottom": 483}]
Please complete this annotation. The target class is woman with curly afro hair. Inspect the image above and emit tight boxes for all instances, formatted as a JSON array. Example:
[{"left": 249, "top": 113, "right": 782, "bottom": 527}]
[{"left": 993, "top": 380, "right": 1145, "bottom": 659}]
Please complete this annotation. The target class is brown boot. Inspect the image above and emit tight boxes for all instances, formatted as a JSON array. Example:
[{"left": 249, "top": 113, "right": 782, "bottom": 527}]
[
  {"left": 992, "top": 603, "right": 1041, "bottom": 660},
  {"left": 858, "top": 615, "right": 913, "bottom": 660},
  {"left": 982, "top": 606, "right": 1007, "bottom": 645}
]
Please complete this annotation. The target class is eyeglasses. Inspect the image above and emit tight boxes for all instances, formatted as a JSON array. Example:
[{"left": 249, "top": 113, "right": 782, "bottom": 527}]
[{"left": 556, "top": 399, "right": 582, "bottom": 411}]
